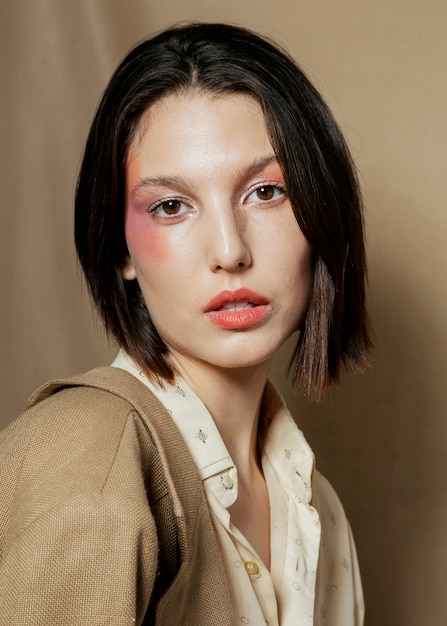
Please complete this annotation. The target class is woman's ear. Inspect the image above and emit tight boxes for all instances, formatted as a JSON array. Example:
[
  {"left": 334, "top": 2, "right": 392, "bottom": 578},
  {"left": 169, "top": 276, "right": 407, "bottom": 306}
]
[{"left": 122, "top": 255, "right": 137, "bottom": 280}]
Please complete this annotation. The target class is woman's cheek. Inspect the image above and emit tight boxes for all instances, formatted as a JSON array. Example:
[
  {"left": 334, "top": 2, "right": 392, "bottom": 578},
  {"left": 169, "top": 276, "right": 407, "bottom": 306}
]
[{"left": 125, "top": 208, "right": 168, "bottom": 264}]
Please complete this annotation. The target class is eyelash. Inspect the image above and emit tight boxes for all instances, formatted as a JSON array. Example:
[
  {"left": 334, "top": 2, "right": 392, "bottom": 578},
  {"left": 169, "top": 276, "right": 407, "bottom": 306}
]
[
  {"left": 148, "top": 198, "right": 189, "bottom": 217},
  {"left": 244, "top": 182, "right": 287, "bottom": 204},
  {"left": 147, "top": 182, "right": 287, "bottom": 219}
]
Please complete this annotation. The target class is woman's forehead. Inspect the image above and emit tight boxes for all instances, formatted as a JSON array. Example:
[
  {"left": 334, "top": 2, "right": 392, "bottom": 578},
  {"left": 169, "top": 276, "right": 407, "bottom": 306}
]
[
  {"left": 128, "top": 89, "right": 266, "bottom": 152},
  {"left": 125, "top": 92, "right": 282, "bottom": 196}
]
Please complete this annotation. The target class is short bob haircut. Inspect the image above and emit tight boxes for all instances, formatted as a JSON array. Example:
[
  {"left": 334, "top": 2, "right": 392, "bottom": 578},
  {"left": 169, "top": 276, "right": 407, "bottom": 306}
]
[{"left": 75, "top": 22, "right": 371, "bottom": 399}]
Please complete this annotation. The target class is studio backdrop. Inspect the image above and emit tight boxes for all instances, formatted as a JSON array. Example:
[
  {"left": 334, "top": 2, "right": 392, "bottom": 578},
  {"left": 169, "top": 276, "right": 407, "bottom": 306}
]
[{"left": 1, "top": 2, "right": 446, "bottom": 625}]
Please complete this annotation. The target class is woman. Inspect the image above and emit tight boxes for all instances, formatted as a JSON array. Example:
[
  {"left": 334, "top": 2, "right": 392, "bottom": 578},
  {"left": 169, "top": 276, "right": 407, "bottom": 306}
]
[{"left": 0, "top": 23, "right": 371, "bottom": 625}]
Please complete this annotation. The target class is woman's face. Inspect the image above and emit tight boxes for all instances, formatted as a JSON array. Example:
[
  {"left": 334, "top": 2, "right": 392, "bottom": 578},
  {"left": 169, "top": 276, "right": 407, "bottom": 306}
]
[{"left": 123, "top": 91, "right": 312, "bottom": 377}]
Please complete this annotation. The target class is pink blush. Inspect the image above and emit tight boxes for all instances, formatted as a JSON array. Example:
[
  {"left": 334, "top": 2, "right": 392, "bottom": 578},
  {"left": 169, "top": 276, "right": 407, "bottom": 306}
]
[{"left": 125, "top": 205, "right": 168, "bottom": 263}]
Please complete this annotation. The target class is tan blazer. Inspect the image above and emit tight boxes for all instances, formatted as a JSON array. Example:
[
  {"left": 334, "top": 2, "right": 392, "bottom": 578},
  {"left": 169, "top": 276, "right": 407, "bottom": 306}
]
[{"left": 0, "top": 367, "right": 234, "bottom": 625}]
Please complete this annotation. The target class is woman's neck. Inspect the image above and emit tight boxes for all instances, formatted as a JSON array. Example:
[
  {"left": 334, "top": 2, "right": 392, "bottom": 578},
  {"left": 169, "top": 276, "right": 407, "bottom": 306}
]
[{"left": 173, "top": 357, "right": 271, "bottom": 476}]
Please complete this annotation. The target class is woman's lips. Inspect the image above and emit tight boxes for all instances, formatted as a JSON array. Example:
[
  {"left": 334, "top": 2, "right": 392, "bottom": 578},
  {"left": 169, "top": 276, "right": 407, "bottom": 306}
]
[{"left": 205, "top": 288, "right": 272, "bottom": 329}]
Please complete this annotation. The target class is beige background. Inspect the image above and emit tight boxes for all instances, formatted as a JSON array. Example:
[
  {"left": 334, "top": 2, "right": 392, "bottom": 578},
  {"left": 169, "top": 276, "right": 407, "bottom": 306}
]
[{"left": 1, "top": 1, "right": 445, "bottom": 624}]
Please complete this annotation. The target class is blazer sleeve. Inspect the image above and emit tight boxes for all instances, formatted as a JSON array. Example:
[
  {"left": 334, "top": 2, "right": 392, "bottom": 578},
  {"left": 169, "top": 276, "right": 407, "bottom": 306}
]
[
  {"left": 0, "top": 385, "right": 161, "bottom": 626},
  {"left": 0, "top": 492, "right": 158, "bottom": 625}
]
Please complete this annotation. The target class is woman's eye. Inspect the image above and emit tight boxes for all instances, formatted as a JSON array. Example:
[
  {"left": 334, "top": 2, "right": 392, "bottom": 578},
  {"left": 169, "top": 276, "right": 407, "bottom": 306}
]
[
  {"left": 246, "top": 184, "right": 285, "bottom": 204},
  {"left": 151, "top": 199, "right": 187, "bottom": 216}
]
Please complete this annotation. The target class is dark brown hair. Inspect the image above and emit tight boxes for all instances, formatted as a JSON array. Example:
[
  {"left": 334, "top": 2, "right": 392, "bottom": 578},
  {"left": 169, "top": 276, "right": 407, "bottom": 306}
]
[{"left": 75, "top": 22, "right": 371, "bottom": 398}]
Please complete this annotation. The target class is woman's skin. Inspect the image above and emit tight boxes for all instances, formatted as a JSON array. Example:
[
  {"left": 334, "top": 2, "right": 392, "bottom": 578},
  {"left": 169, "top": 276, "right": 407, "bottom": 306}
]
[{"left": 122, "top": 91, "right": 313, "bottom": 567}]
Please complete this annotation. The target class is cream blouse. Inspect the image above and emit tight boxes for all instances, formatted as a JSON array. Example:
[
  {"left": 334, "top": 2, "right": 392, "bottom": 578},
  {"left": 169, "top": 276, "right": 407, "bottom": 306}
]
[{"left": 113, "top": 352, "right": 364, "bottom": 625}]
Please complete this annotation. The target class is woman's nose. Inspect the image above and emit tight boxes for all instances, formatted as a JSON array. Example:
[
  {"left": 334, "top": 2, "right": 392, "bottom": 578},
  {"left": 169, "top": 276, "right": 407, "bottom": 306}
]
[{"left": 206, "top": 205, "right": 252, "bottom": 273}]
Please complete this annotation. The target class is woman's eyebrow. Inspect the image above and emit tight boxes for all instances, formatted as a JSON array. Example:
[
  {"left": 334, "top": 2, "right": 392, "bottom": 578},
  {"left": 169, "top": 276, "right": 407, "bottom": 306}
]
[
  {"left": 242, "top": 154, "right": 279, "bottom": 174},
  {"left": 129, "top": 174, "right": 191, "bottom": 198},
  {"left": 233, "top": 154, "right": 282, "bottom": 184}
]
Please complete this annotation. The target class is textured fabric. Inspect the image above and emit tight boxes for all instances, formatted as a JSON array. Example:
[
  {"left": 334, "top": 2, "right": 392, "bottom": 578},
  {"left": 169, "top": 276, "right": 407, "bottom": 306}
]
[
  {"left": 0, "top": 367, "right": 233, "bottom": 625},
  {"left": 113, "top": 351, "right": 364, "bottom": 625}
]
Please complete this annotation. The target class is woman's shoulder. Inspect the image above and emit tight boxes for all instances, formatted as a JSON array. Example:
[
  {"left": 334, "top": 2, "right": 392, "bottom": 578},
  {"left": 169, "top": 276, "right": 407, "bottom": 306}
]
[
  {"left": 0, "top": 367, "right": 166, "bottom": 506},
  {"left": 1, "top": 365, "right": 166, "bottom": 447},
  {"left": 0, "top": 368, "right": 167, "bottom": 545},
  {"left": 312, "top": 469, "right": 353, "bottom": 530},
  {"left": 1, "top": 368, "right": 138, "bottom": 461},
  {"left": 311, "top": 469, "right": 360, "bottom": 565},
  {"left": 0, "top": 366, "right": 191, "bottom": 502}
]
